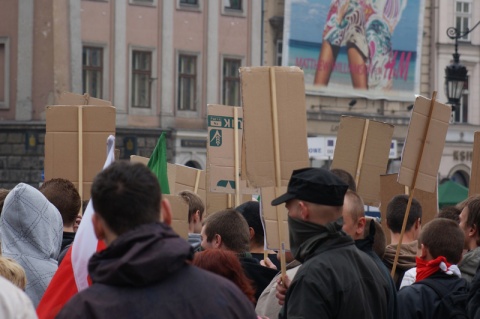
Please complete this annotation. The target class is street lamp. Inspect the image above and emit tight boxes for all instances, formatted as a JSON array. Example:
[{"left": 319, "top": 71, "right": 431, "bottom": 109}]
[{"left": 444, "top": 21, "right": 480, "bottom": 110}]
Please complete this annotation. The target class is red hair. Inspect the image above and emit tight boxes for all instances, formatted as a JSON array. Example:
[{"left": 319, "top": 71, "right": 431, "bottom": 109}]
[{"left": 193, "top": 249, "right": 256, "bottom": 304}]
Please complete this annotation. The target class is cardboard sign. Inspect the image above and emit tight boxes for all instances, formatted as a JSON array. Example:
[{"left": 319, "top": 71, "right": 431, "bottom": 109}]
[
  {"left": 163, "top": 194, "right": 189, "bottom": 239},
  {"left": 56, "top": 92, "right": 112, "bottom": 106},
  {"left": 469, "top": 131, "right": 480, "bottom": 196},
  {"left": 380, "top": 174, "right": 438, "bottom": 245},
  {"left": 207, "top": 105, "right": 259, "bottom": 195},
  {"left": 45, "top": 92, "right": 116, "bottom": 200},
  {"left": 170, "top": 164, "right": 206, "bottom": 204},
  {"left": 331, "top": 116, "right": 394, "bottom": 206},
  {"left": 260, "top": 186, "right": 289, "bottom": 251},
  {"left": 239, "top": 66, "right": 310, "bottom": 188},
  {"left": 398, "top": 95, "right": 451, "bottom": 193}
]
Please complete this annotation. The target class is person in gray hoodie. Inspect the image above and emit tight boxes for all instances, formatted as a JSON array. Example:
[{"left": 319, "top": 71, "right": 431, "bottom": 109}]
[{"left": 0, "top": 183, "right": 63, "bottom": 307}]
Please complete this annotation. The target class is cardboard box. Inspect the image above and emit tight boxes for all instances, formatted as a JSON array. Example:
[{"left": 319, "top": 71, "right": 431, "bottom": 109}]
[
  {"left": 163, "top": 194, "right": 189, "bottom": 239},
  {"left": 398, "top": 95, "right": 451, "bottom": 193},
  {"left": 261, "top": 186, "right": 289, "bottom": 250},
  {"left": 45, "top": 93, "right": 116, "bottom": 200},
  {"left": 380, "top": 173, "right": 438, "bottom": 245},
  {"left": 207, "top": 104, "right": 259, "bottom": 195},
  {"left": 57, "top": 92, "right": 112, "bottom": 106},
  {"left": 240, "top": 66, "right": 310, "bottom": 188},
  {"left": 469, "top": 132, "right": 480, "bottom": 196},
  {"left": 331, "top": 116, "right": 394, "bottom": 206}
]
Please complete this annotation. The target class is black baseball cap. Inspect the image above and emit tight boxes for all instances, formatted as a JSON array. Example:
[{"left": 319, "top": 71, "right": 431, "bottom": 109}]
[{"left": 271, "top": 168, "right": 348, "bottom": 206}]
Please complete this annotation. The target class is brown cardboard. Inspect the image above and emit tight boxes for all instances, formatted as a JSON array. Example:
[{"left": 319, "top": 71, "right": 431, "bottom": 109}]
[
  {"left": 469, "top": 132, "right": 480, "bottom": 196},
  {"left": 240, "top": 66, "right": 310, "bottom": 188},
  {"left": 380, "top": 173, "right": 438, "bottom": 245},
  {"left": 56, "top": 91, "right": 112, "bottom": 106},
  {"left": 331, "top": 116, "right": 394, "bottom": 206},
  {"left": 130, "top": 155, "right": 150, "bottom": 166},
  {"left": 260, "top": 186, "right": 289, "bottom": 251},
  {"left": 207, "top": 104, "right": 259, "bottom": 195},
  {"left": 398, "top": 95, "right": 451, "bottom": 193},
  {"left": 45, "top": 96, "right": 116, "bottom": 201},
  {"left": 163, "top": 194, "right": 189, "bottom": 239}
]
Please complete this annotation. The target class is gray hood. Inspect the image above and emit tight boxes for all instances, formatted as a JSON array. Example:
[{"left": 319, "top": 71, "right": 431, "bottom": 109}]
[{"left": 0, "top": 183, "right": 63, "bottom": 307}]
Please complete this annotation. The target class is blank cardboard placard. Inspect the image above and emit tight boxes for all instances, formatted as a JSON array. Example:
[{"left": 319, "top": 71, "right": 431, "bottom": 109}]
[
  {"left": 398, "top": 95, "right": 451, "bottom": 193},
  {"left": 56, "top": 91, "right": 112, "bottom": 106},
  {"left": 240, "top": 66, "right": 309, "bottom": 188},
  {"left": 171, "top": 164, "right": 206, "bottom": 205},
  {"left": 380, "top": 174, "right": 438, "bottom": 245},
  {"left": 260, "top": 186, "right": 289, "bottom": 251},
  {"left": 130, "top": 155, "right": 149, "bottom": 166},
  {"left": 207, "top": 105, "right": 259, "bottom": 195},
  {"left": 163, "top": 194, "right": 189, "bottom": 239},
  {"left": 331, "top": 116, "right": 394, "bottom": 206},
  {"left": 469, "top": 132, "right": 480, "bottom": 196}
]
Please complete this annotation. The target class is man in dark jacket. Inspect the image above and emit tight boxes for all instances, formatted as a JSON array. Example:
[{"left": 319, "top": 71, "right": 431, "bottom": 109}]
[
  {"left": 273, "top": 168, "right": 389, "bottom": 318},
  {"left": 56, "top": 161, "right": 257, "bottom": 319},
  {"left": 397, "top": 218, "right": 468, "bottom": 319}
]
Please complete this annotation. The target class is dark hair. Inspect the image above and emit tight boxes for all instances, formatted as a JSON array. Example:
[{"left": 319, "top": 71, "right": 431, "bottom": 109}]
[
  {"left": 386, "top": 195, "right": 422, "bottom": 233},
  {"left": 419, "top": 218, "right": 464, "bottom": 264},
  {"left": 40, "top": 178, "right": 81, "bottom": 227},
  {"left": 0, "top": 189, "right": 10, "bottom": 216},
  {"left": 178, "top": 190, "right": 205, "bottom": 223},
  {"left": 91, "top": 161, "right": 161, "bottom": 235},
  {"left": 193, "top": 249, "right": 256, "bottom": 304},
  {"left": 437, "top": 206, "right": 461, "bottom": 224},
  {"left": 466, "top": 196, "right": 480, "bottom": 246},
  {"left": 203, "top": 209, "right": 250, "bottom": 253},
  {"left": 235, "top": 201, "right": 263, "bottom": 246},
  {"left": 330, "top": 168, "right": 357, "bottom": 191}
]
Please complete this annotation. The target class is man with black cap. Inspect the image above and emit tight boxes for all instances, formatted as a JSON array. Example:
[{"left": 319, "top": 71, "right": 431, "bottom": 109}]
[{"left": 273, "top": 168, "right": 389, "bottom": 319}]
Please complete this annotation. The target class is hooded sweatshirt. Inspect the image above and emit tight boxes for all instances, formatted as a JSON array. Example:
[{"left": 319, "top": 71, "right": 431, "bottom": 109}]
[
  {"left": 383, "top": 240, "right": 418, "bottom": 289},
  {"left": 0, "top": 183, "right": 63, "bottom": 307},
  {"left": 57, "top": 222, "right": 257, "bottom": 319}
]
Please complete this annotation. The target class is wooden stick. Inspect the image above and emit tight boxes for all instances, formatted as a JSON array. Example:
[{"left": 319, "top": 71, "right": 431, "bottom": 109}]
[
  {"left": 234, "top": 107, "right": 241, "bottom": 207},
  {"left": 78, "top": 106, "right": 83, "bottom": 202},
  {"left": 194, "top": 170, "right": 201, "bottom": 194},
  {"left": 355, "top": 119, "right": 370, "bottom": 187},
  {"left": 227, "top": 194, "right": 233, "bottom": 208},
  {"left": 269, "top": 67, "right": 287, "bottom": 281},
  {"left": 391, "top": 91, "right": 437, "bottom": 277}
]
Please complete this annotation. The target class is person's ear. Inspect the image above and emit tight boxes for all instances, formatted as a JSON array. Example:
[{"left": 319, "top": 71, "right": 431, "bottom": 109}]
[
  {"left": 420, "top": 243, "right": 428, "bottom": 259},
  {"left": 357, "top": 217, "right": 366, "bottom": 236},
  {"left": 249, "top": 227, "right": 255, "bottom": 241},
  {"left": 469, "top": 223, "right": 477, "bottom": 238},
  {"left": 299, "top": 201, "right": 309, "bottom": 220},
  {"left": 193, "top": 210, "right": 201, "bottom": 223},
  {"left": 160, "top": 198, "right": 172, "bottom": 226},
  {"left": 92, "top": 213, "right": 105, "bottom": 241},
  {"left": 213, "top": 234, "right": 222, "bottom": 249}
]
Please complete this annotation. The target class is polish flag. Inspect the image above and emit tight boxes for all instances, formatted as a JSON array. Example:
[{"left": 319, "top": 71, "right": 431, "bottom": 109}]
[{"left": 37, "top": 135, "right": 115, "bottom": 318}]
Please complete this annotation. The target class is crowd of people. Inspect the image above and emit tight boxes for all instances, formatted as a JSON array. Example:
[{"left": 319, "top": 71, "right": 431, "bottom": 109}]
[{"left": 1, "top": 161, "right": 480, "bottom": 318}]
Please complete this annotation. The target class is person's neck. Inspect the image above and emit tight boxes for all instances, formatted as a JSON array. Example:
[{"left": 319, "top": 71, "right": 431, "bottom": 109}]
[
  {"left": 390, "top": 231, "right": 416, "bottom": 245},
  {"left": 466, "top": 240, "right": 479, "bottom": 252}
]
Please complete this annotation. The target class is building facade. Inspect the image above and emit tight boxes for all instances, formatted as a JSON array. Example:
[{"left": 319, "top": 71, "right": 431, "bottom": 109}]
[{"left": 0, "top": 0, "right": 261, "bottom": 187}]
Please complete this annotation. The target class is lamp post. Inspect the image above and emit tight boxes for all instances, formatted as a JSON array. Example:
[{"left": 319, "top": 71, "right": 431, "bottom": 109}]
[{"left": 444, "top": 21, "right": 480, "bottom": 111}]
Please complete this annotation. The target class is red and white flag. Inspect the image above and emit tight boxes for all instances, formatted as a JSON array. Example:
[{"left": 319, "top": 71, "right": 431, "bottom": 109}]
[{"left": 37, "top": 135, "right": 115, "bottom": 318}]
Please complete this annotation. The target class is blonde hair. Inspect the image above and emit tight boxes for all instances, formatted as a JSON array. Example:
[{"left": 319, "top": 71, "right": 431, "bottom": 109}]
[{"left": 0, "top": 257, "right": 27, "bottom": 290}]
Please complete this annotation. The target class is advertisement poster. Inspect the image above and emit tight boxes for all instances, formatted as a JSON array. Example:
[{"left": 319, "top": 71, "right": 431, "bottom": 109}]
[{"left": 284, "top": 0, "right": 425, "bottom": 100}]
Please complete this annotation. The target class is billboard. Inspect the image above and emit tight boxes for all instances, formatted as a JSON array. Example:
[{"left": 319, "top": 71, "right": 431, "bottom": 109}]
[{"left": 283, "top": 0, "right": 425, "bottom": 101}]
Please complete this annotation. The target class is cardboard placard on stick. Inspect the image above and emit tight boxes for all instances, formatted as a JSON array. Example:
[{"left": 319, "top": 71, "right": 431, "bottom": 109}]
[
  {"left": 45, "top": 92, "right": 116, "bottom": 201},
  {"left": 380, "top": 174, "right": 438, "bottom": 245},
  {"left": 163, "top": 194, "right": 189, "bottom": 239},
  {"left": 206, "top": 105, "right": 259, "bottom": 198},
  {"left": 239, "top": 66, "right": 310, "bottom": 188},
  {"left": 469, "top": 131, "right": 480, "bottom": 196},
  {"left": 331, "top": 116, "right": 394, "bottom": 206},
  {"left": 398, "top": 95, "right": 451, "bottom": 193}
]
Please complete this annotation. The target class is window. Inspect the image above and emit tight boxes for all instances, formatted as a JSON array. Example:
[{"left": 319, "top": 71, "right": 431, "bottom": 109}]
[
  {"left": 130, "top": 0, "right": 154, "bottom": 5},
  {"left": 455, "top": 1, "right": 471, "bottom": 41},
  {"left": 178, "top": 55, "right": 197, "bottom": 111},
  {"left": 276, "top": 39, "right": 283, "bottom": 66},
  {"left": 454, "top": 77, "right": 469, "bottom": 123},
  {"left": 0, "top": 43, "right": 5, "bottom": 105},
  {"left": 131, "top": 50, "right": 152, "bottom": 108},
  {"left": 0, "top": 38, "right": 9, "bottom": 109},
  {"left": 224, "top": 0, "right": 242, "bottom": 11},
  {"left": 82, "top": 47, "right": 103, "bottom": 98},
  {"left": 180, "top": 0, "right": 198, "bottom": 5},
  {"left": 222, "top": 58, "right": 241, "bottom": 106}
]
